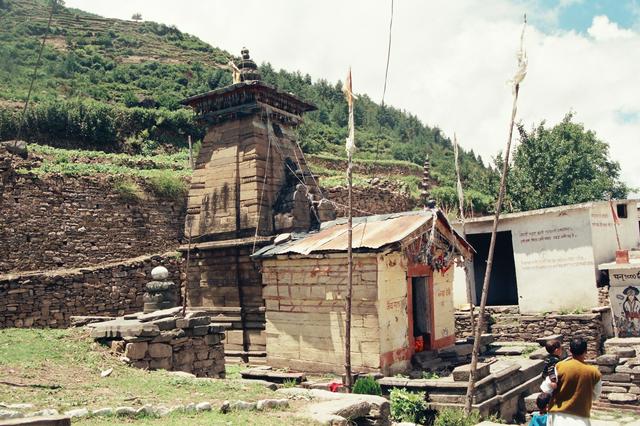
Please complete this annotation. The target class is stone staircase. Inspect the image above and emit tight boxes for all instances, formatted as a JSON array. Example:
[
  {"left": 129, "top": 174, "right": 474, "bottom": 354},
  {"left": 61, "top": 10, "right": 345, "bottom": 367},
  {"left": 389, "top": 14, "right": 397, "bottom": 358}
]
[{"left": 200, "top": 306, "right": 266, "bottom": 364}]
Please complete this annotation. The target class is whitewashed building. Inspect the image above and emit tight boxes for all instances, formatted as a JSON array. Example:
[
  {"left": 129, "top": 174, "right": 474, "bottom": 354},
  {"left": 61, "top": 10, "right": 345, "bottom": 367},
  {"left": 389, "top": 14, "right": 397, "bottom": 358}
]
[{"left": 453, "top": 200, "right": 640, "bottom": 313}]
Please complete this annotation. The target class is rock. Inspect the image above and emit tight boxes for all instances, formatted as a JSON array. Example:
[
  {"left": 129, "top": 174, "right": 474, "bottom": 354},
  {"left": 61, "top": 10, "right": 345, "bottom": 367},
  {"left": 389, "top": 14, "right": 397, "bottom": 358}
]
[
  {"left": 155, "top": 405, "right": 171, "bottom": 417},
  {"left": 308, "top": 412, "right": 348, "bottom": 425},
  {"left": 196, "top": 402, "right": 212, "bottom": 412},
  {"left": 92, "top": 407, "right": 114, "bottom": 416},
  {"left": 148, "top": 343, "right": 172, "bottom": 358},
  {"left": 136, "top": 405, "right": 155, "bottom": 416},
  {"left": 115, "top": 406, "right": 137, "bottom": 416},
  {"left": 167, "top": 371, "right": 196, "bottom": 379},
  {"left": 184, "top": 403, "right": 197, "bottom": 413},
  {"left": 614, "top": 347, "right": 637, "bottom": 358},
  {"left": 100, "top": 368, "right": 113, "bottom": 378},
  {"left": 151, "top": 266, "right": 169, "bottom": 280},
  {"left": 5, "top": 403, "right": 34, "bottom": 410},
  {"left": 64, "top": 408, "right": 89, "bottom": 418},
  {"left": 597, "top": 354, "right": 620, "bottom": 366},
  {"left": 220, "top": 400, "right": 257, "bottom": 413},
  {"left": 256, "top": 399, "right": 289, "bottom": 410},
  {"left": 240, "top": 379, "right": 279, "bottom": 390},
  {"left": 28, "top": 409, "right": 59, "bottom": 417},
  {"left": 602, "top": 373, "right": 631, "bottom": 383},
  {"left": 124, "top": 342, "right": 148, "bottom": 360},
  {"left": 0, "top": 410, "right": 23, "bottom": 419},
  {"left": 602, "top": 386, "right": 628, "bottom": 393},
  {"left": 599, "top": 365, "right": 615, "bottom": 374},
  {"left": 607, "top": 393, "right": 638, "bottom": 403}
]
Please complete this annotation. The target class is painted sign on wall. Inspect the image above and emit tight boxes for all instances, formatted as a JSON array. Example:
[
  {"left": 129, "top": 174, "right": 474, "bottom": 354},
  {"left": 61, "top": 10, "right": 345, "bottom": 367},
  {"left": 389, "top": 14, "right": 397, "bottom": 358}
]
[{"left": 609, "top": 269, "right": 640, "bottom": 337}]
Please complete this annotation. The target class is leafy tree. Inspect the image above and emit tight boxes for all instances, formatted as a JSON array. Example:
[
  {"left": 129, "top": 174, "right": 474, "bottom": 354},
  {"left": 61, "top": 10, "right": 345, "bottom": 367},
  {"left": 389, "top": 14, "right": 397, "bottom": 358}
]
[
  {"left": 131, "top": 13, "right": 142, "bottom": 21},
  {"left": 506, "top": 113, "right": 629, "bottom": 211}
]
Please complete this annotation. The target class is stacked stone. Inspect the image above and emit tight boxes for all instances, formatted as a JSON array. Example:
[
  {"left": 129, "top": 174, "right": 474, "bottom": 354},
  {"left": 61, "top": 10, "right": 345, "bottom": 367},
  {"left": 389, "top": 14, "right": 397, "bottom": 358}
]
[
  {"left": 454, "top": 308, "right": 607, "bottom": 359},
  {"left": 596, "top": 343, "right": 640, "bottom": 406},
  {"left": 0, "top": 253, "right": 181, "bottom": 328},
  {"left": 324, "top": 186, "right": 418, "bottom": 217},
  {"left": 91, "top": 309, "right": 226, "bottom": 378},
  {"left": 0, "top": 169, "right": 185, "bottom": 274}
]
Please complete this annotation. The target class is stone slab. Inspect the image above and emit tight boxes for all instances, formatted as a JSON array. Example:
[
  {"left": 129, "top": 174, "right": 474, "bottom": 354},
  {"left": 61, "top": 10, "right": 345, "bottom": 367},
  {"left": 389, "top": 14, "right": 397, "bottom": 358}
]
[
  {"left": 0, "top": 416, "right": 71, "bottom": 426},
  {"left": 452, "top": 362, "right": 491, "bottom": 382},
  {"left": 89, "top": 319, "right": 160, "bottom": 339}
]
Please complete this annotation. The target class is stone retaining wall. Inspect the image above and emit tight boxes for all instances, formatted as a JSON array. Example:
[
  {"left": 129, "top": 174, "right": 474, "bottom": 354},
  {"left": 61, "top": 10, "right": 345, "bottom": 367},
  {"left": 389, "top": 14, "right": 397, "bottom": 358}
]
[
  {"left": 323, "top": 186, "right": 418, "bottom": 216},
  {"left": 455, "top": 307, "right": 607, "bottom": 358},
  {"left": 0, "top": 252, "right": 182, "bottom": 328},
  {"left": 0, "top": 170, "right": 186, "bottom": 273}
]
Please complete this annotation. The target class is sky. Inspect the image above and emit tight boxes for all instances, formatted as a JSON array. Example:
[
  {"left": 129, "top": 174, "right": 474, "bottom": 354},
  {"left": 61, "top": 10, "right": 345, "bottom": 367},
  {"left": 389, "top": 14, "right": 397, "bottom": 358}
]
[{"left": 65, "top": 0, "right": 640, "bottom": 194}]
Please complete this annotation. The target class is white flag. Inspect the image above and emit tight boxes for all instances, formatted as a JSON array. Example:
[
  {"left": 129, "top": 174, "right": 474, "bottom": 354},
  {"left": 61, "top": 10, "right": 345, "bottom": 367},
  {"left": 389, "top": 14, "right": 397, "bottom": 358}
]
[
  {"left": 343, "top": 68, "right": 356, "bottom": 156},
  {"left": 509, "top": 17, "right": 528, "bottom": 91}
]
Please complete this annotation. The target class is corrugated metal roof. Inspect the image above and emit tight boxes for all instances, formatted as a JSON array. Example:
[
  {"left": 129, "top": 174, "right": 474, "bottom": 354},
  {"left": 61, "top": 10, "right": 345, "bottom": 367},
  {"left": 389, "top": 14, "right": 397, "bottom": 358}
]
[
  {"left": 462, "top": 199, "right": 639, "bottom": 224},
  {"left": 253, "top": 211, "right": 441, "bottom": 258}
]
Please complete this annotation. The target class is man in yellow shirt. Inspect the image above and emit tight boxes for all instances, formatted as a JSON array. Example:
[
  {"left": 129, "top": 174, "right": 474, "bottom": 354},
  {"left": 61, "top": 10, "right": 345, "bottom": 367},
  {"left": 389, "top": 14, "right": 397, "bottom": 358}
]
[{"left": 540, "top": 337, "right": 602, "bottom": 425}]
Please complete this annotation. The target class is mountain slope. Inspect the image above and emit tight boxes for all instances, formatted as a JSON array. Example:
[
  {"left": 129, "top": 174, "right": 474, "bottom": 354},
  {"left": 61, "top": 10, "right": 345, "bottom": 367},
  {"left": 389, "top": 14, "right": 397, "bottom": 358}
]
[{"left": 0, "top": 0, "right": 497, "bottom": 212}]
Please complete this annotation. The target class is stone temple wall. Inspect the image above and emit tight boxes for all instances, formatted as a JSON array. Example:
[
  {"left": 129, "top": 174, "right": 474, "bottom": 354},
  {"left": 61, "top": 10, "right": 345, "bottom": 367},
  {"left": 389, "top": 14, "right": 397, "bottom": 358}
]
[
  {"left": 0, "top": 170, "right": 186, "bottom": 273},
  {"left": 0, "top": 252, "right": 182, "bottom": 328}
]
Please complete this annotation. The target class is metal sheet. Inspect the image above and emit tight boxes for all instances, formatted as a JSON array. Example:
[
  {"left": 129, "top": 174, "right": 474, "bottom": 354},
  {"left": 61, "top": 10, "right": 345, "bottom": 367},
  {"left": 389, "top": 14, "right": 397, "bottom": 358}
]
[{"left": 266, "top": 214, "right": 432, "bottom": 256}]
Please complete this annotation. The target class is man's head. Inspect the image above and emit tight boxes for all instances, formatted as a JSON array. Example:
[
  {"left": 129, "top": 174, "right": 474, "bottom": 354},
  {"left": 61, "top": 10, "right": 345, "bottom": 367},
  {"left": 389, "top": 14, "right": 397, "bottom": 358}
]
[
  {"left": 569, "top": 337, "right": 588, "bottom": 359},
  {"left": 545, "top": 339, "right": 562, "bottom": 356}
]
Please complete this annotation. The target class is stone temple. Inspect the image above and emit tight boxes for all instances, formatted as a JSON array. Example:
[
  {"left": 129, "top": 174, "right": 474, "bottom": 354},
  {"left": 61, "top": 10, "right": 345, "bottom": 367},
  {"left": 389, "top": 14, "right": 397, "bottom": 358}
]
[{"left": 180, "top": 48, "right": 335, "bottom": 362}]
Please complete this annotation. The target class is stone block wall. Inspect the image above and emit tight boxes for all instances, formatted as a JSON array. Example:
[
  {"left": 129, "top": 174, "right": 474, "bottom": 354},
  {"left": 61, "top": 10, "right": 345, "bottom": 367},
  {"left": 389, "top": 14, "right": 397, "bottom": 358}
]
[
  {"left": 595, "top": 341, "right": 640, "bottom": 406},
  {"left": 108, "top": 319, "right": 225, "bottom": 378},
  {"left": 324, "top": 186, "right": 418, "bottom": 217},
  {"left": 0, "top": 252, "right": 182, "bottom": 328},
  {"left": 0, "top": 171, "right": 186, "bottom": 273},
  {"left": 455, "top": 307, "right": 606, "bottom": 358}
]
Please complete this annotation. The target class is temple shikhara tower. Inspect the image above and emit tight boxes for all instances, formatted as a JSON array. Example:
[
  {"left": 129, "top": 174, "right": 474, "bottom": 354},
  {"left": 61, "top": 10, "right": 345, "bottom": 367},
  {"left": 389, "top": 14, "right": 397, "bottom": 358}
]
[{"left": 181, "top": 48, "right": 334, "bottom": 362}]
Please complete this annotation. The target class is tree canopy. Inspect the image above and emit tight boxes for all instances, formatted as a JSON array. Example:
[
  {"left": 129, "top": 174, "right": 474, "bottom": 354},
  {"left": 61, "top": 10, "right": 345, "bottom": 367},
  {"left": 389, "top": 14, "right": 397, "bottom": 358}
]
[{"left": 505, "top": 114, "right": 629, "bottom": 211}]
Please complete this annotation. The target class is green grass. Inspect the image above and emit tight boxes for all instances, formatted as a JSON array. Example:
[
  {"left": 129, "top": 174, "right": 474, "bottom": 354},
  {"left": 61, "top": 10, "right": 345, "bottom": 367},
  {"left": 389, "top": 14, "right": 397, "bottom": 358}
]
[{"left": 0, "top": 328, "right": 293, "bottom": 424}]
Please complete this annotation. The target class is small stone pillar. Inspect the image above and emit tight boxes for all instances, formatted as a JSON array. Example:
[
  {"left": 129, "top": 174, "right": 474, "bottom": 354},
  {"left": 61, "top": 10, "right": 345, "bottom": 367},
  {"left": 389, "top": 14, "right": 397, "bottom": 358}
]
[{"left": 143, "top": 266, "right": 178, "bottom": 313}]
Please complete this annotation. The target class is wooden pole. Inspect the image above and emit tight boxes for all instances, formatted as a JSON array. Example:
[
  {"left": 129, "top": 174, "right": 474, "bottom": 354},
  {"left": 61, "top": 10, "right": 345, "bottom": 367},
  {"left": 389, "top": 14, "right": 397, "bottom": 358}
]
[
  {"left": 181, "top": 217, "right": 193, "bottom": 317},
  {"left": 464, "top": 83, "right": 521, "bottom": 413},
  {"left": 344, "top": 68, "right": 355, "bottom": 392},
  {"left": 453, "top": 134, "right": 475, "bottom": 334},
  {"left": 16, "top": 0, "right": 56, "bottom": 141},
  {"left": 188, "top": 135, "right": 194, "bottom": 170},
  {"left": 345, "top": 149, "right": 354, "bottom": 391}
]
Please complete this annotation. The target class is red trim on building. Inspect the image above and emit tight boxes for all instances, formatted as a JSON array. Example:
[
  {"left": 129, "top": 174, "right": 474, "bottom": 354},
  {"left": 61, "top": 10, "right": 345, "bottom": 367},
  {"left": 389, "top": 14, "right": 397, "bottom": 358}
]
[{"left": 380, "top": 346, "right": 413, "bottom": 368}]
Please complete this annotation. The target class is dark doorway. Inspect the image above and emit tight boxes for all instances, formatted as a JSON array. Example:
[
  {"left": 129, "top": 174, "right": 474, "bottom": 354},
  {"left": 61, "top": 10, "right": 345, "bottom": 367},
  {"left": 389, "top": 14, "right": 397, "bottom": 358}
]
[
  {"left": 467, "top": 231, "right": 519, "bottom": 306},
  {"left": 412, "top": 276, "right": 431, "bottom": 340}
]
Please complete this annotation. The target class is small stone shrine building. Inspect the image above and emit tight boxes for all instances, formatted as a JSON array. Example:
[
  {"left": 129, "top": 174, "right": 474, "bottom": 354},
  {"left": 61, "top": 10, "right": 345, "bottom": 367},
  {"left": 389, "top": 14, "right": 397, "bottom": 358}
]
[
  {"left": 252, "top": 210, "right": 473, "bottom": 375},
  {"left": 180, "top": 49, "right": 335, "bottom": 362}
]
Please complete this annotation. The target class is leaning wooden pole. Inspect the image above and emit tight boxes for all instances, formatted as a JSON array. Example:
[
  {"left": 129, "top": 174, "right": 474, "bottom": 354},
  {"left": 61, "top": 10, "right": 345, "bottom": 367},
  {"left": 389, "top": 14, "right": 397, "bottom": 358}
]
[
  {"left": 343, "top": 68, "right": 356, "bottom": 391},
  {"left": 464, "top": 16, "right": 527, "bottom": 413},
  {"left": 453, "top": 134, "right": 475, "bottom": 334}
]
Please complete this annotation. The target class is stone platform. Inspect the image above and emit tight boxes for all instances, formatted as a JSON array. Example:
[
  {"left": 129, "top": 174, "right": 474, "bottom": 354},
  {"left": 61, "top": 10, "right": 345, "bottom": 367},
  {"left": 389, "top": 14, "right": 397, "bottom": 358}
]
[{"left": 87, "top": 307, "right": 226, "bottom": 378}]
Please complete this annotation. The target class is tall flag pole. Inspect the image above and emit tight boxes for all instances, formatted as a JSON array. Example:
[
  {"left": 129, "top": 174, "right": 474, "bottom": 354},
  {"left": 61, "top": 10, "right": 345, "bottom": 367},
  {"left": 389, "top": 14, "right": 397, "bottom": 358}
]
[
  {"left": 453, "top": 133, "right": 475, "bottom": 334},
  {"left": 465, "top": 14, "right": 528, "bottom": 413},
  {"left": 343, "top": 67, "right": 356, "bottom": 391}
]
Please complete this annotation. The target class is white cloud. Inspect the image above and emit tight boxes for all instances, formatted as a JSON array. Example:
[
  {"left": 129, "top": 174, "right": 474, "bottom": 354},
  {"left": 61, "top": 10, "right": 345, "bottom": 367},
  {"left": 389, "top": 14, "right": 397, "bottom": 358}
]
[
  {"left": 588, "top": 15, "right": 635, "bottom": 40},
  {"left": 65, "top": 0, "right": 640, "bottom": 193}
]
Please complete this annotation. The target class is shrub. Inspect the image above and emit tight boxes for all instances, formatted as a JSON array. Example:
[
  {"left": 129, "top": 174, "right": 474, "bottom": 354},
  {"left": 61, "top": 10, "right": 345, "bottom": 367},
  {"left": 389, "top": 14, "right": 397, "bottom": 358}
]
[
  {"left": 146, "top": 171, "right": 187, "bottom": 198},
  {"left": 113, "top": 178, "right": 140, "bottom": 201},
  {"left": 352, "top": 376, "right": 381, "bottom": 396},
  {"left": 434, "top": 407, "right": 483, "bottom": 426},
  {"left": 390, "top": 388, "right": 427, "bottom": 424}
]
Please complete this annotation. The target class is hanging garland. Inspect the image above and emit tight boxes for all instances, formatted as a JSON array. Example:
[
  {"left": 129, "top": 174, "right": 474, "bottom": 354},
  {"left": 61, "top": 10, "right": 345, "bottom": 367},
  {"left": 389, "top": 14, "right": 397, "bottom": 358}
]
[{"left": 403, "top": 215, "right": 464, "bottom": 274}]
